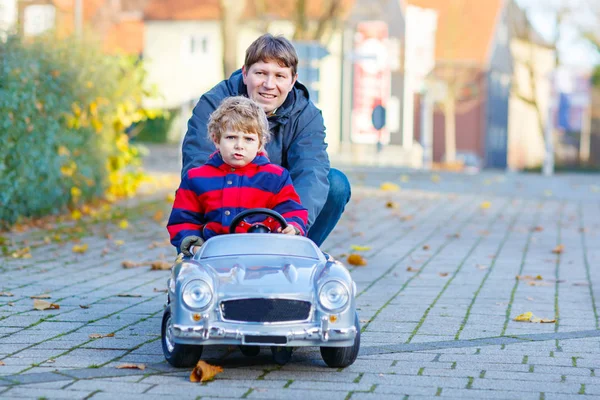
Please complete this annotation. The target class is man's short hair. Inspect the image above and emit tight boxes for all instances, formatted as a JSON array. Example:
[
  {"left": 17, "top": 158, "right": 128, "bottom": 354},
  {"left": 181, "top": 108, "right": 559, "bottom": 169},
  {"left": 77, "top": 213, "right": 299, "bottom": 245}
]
[
  {"left": 244, "top": 33, "right": 299, "bottom": 76},
  {"left": 208, "top": 96, "right": 271, "bottom": 146}
]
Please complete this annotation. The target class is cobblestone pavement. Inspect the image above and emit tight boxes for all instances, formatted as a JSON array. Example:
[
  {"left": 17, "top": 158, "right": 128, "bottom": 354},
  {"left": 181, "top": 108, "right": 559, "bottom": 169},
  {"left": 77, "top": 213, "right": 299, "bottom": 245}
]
[{"left": 1, "top": 144, "right": 600, "bottom": 399}]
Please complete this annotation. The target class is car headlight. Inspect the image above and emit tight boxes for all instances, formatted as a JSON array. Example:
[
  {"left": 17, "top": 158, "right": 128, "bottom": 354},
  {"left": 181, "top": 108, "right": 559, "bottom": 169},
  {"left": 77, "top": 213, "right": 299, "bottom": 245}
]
[
  {"left": 319, "top": 280, "right": 349, "bottom": 312},
  {"left": 182, "top": 279, "right": 213, "bottom": 310}
]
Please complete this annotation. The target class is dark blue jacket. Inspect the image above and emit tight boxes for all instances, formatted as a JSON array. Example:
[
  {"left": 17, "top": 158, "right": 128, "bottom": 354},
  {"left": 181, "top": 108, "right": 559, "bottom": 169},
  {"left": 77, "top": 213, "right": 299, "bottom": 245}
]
[{"left": 181, "top": 69, "right": 330, "bottom": 229}]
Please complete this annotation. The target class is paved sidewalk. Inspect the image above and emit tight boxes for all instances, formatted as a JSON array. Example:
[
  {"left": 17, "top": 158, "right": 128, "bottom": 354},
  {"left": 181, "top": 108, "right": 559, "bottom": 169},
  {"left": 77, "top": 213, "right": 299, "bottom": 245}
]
[{"left": 1, "top": 145, "right": 600, "bottom": 399}]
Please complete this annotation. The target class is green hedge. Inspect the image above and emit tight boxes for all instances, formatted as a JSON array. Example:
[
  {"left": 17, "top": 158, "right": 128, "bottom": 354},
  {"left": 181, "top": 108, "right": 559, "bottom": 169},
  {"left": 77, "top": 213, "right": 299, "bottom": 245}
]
[{"left": 0, "top": 34, "right": 158, "bottom": 227}]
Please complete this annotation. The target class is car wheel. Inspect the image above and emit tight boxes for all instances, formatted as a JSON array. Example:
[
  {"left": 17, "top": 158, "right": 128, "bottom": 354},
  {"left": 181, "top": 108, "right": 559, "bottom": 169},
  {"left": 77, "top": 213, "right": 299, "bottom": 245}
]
[
  {"left": 239, "top": 345, "right": 261, "bottom": 357},
  {"left": 270, "top": 346, "right": 294, "bottom": 365},
  {"left": 161, "top": 308, "right": 203, "bottom": 368},
  {"left": 320, "top": 313, "right": 361, "bottom": 368}
]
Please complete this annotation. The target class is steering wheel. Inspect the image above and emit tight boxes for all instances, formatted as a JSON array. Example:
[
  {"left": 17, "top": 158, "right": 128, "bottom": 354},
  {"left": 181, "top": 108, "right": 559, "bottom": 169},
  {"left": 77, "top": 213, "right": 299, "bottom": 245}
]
[{"left": 229, "top": 208, "right": 288, "bottom": 234}]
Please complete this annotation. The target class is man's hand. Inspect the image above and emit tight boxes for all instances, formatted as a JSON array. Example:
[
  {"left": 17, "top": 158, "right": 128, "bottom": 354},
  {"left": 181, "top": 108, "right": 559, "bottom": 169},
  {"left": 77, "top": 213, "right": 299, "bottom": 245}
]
[
  {"left": 279, "top": 225, "right": 300, "bottom": 235},
  {"left": 180, "top": 235, "right": 204, "bottom": 257}
]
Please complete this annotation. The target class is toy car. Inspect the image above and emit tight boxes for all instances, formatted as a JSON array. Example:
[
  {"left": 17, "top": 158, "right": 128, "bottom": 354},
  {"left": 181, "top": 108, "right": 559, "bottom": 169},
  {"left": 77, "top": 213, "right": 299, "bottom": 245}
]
[{"left": 161, "top": 208, "right": 360, "bottom": 368}]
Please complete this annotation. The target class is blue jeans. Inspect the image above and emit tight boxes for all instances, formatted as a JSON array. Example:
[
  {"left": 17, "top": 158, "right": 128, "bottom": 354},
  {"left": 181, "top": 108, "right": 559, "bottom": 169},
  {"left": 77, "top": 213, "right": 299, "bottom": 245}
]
[{"left": 307, "top": 168, "right": 352, "bottom": 247}]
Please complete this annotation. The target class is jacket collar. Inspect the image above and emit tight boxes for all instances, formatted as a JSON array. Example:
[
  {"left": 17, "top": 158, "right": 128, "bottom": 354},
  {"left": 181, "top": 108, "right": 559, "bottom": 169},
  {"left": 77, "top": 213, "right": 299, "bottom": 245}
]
[{"left": 206, "top": 151, "right": 270, "bottom": 172}]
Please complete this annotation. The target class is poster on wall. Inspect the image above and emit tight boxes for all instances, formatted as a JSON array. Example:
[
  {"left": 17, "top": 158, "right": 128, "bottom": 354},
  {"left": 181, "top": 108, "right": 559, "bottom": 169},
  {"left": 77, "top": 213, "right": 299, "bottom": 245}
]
[{"left": 351, "top": 21, "right": 391, "bottom": 145}]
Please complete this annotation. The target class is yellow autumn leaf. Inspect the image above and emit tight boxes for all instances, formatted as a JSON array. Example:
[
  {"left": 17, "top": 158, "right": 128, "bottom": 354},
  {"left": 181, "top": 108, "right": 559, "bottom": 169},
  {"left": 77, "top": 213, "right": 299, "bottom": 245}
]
[
  {"left": 72, "top": 243, "right": 88, "bottom": 253},
  {"left": 347, "top": 254, "right": 367, "bottom": 266},
  {"left": 71, "top": 210, "right": 82, "bottom": 220},
  {"left": 150, "top": 260, "right": 172, "bottom": 270},
  {"left": 380, "top": 182, "right": 400, "bottom": 192},
  {"left": 190, "top": 361, "right": 223, "bottom": 383},
  {"left": 71, "top": 187, "right": 82, "bottom": 199},
  {"left": 119, "top": 220, "right": 129, "bottom": 229},
  {"left": 513, "top": 311, "right": 533, "bottom": 322},
  {"left": 115, "top": 363, "right": 145, "bottom": 370},
  {"left": 166, "top": 193, "right": 175, "bottom": 203},
  {"left": 552, "top": 244, "right": 564, "bottom": 254},
  {"left": 430, "top": 174, "right": 440, "bottom": 183},
  {"left": 480, "top": 201, "right": 491, "bottom": 209},
  {"left": 386, "top": 201, "right": 399, "bottom": 209},
  {"left": 350, "top": 245, "right": 371, "bottom": 251},
  {"left": 114, "top": 240, "right": 125, "bottom": 246},
  {"left": 33, "top": 299, "right": 60, "bottom": 310},
  {"left": 153, "top": 210, "right": 164, "bottom": 222}
]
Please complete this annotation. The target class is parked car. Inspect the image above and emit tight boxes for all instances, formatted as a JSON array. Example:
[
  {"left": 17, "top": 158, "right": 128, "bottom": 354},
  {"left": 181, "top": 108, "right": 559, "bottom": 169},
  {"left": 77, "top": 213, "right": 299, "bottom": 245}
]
[{"left": 161, "top": 209, "right": 360, "bottom": 368}]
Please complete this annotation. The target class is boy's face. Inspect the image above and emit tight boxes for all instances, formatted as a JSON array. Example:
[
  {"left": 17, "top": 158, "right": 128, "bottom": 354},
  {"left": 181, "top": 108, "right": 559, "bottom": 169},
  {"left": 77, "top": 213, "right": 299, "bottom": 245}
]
[
  {"left": 214, "top": 129, "right": 261, "bottom": 168},
  {"left": 242, "top": 60, "right": 297, "bottom": 115}
]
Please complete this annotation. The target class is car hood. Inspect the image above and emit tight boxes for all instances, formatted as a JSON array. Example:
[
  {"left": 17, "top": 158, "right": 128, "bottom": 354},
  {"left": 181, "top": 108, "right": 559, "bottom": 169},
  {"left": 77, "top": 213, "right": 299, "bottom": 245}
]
[{"left": 201, "top": 255, "right": 322, "bottom": 297}]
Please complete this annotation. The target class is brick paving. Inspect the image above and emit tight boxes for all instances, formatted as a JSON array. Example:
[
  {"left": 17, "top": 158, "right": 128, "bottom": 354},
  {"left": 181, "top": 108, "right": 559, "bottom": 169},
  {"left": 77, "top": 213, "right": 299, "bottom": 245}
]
[{"left": 1, "top": 144, "right": 600, "bottom": 399}]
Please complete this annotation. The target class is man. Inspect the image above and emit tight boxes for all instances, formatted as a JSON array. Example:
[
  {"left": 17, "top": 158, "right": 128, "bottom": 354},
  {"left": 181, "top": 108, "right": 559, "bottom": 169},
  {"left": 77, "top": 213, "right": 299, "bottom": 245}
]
[{"left": 181, "top": 33, "right": 350, "bottom": 247}]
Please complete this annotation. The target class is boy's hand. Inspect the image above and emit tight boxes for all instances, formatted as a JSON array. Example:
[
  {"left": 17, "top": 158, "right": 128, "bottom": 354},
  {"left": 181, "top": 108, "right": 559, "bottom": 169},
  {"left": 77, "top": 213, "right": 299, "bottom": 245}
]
[
  {"left": 180, "top": 235, "right": 204, "bottom": 256},
  {"left": 279, "top": 225, "right": 300, "bottom": 235}
]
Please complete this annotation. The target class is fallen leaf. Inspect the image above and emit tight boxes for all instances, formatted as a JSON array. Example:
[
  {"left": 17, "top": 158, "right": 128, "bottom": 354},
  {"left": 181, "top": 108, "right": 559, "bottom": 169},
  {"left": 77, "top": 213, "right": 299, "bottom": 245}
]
[
  {"left": 119, "top": 220, "right": 129, "bottom": 230},
  {"left": 532, "top": 226, "right": 544, "bottom": 232},
  {"left": 347, "top": 254, "right": 367, "bottom": 266},
  {"left": 552, "top": 244, "right": 564, "bottom": 254},
  {"left": 0, "top": 361, "right": 4, "bottom": 366},
  {"left": 516, "top": 275, "right": 543, "bottom": 281},
  {"left": 166, "top": 193, "right": 175, "bottom": 203},
  {"left": 0, "top": 292, "right": 14, "bottom": 297},
  {"left": 400, "top": 215, "right": 414, "bottom": 222},
  {"left": 406, "top": 266, "right": 420, "bottom": 272},
  {"left": 89, "top": 333, "right": 115, "bottom": 339},
  {"left": 380, "top": 182, "right": 400, "bottom": 192},
  {"left": 385, "top": 201, "right": 399, "bottom": 209},
  {"left": 11, "top": 247, "right": 32, "bottom": 259},
  {"left": 116, "top": 363, "right": 145, "bottom": 370},
  {"left": 526, "top": 297, "right": 534, "bottom": 301},
  {"left": 430, "top": 174, "right": 440, "bottom": 183},
  {"left": 153, "top": 288, "right": 168, "bottom": 293},
  {"left": 190, "top": 360, "right": 223, "bottom": 383},
  {"left": 514, "top": 311, "right": 533, "bottom": 322},
  {"left": 153, "top": 210, "right": 164, "bottom": 222},
  {"left": 7, "top": 302, "right": 14, "bottom": 306},
  {"left": 438, "top": 272, "right": 449, "bottom": 277},
  {"left": 114, "top": 240, "right": 125, "bottom": 246},
  {"left": 150, "top": 260, "right": 171, "bottom": 270},
  {"left": 400, "top": 175, "right": 410, "bottom": 183},
  {"left": 148, "top": 240, "right": 170, "bottom": 249},
  {"left": 527, "top": 281, "right": 551, "bottom": 287},
  {"left": 447, "top": 233, "right": 460, "bottom": 239},
  {"left": 30, "top": 294, "right": 51, "bottom": 299},
  {"left": 350, "top": 245, "right": 371, "bottom": 252},
  {"left": 117, "top": 294, "right": 142, "bottom": 298},
  {"left": 531, "top": 317, "right": 556, "bottom": 323},
  {"left": 122, "top": 260, "right": 145, "bottom": 269},
  {"left": 79, "top": 305, "right": 90, "bottom": 309},
  {"left": 33, "top": 299, "right": 60, "bottom": 310},
  {"left": 480, "top": 201, "right": 491, "bottom": 209},
  {"left": 422, "top": 245, "right": 430, "bottom": 250},
  {"left": 72, "top": 243, "right": 88, "bottom": 254},
  {"left": 46, "top": 359, "right": 55, "bottom": 364}
]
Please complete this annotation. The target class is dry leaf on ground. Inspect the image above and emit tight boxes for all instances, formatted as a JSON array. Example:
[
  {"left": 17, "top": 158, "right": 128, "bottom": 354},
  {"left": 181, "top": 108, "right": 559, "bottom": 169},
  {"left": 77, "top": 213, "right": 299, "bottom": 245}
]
[
  {"left": 0, "top": 361, "right": 5, "bottom": 366},
  {"left": 0, "top": 292, "right": 14, "bottom": 297},
  {"left": 526, "top": 297, "right": 534, "bottom": 301},
  {"left": 480, "top": 201, "right": 491, "bottom": 209},
  {"left": 33, "top": 299, "right": 60, "bottom": 310},
  {"left": 79, "top": 305, "right": 90, "bottom": 309},
  {"left": 350, "top": 245, "right": 371, "bottom": 252},
  {"left": 532, "top": 226, "right": 544, "bottom": 232},
  {"left": 190, "top": 360, "right": 223, "bottom": 383},
  {"left": 117, "top": 294, "right": 142, "bottom": 298},
  {"left": 30, "top": 294, "right": 51, "bottom": 299},
  {"left": 122, "top": 260, "right": 145, "bottom": 269},
  {"left": 150, "top": 260, "right": 171, "bottom": 270},
  {"left": 72, "top": 243, "right": 88, "bottom": 254},
  {"left": 422, "top": 245, "right": 430, "bottom": 250},
  {"left": 153, "top": 288, "right": 168, "bottom": 293},
  {"left": 89, "top": 333, "right": 115, "bottom": 339},
  {"left": 531, "top": 317, "right": 556, "bottom": 323},
  {"left": 385, "top": 201, "right": 399, "bottom": 209},
  {"left": 552, "top": 244, "right": 565, "bottom": 254},
  {"left": 347, "top": 254, "right": 367, "bottom": 266},
  {"left": 406, "top": 266, "right": 420, "bottom": 272},
  {"left": 116, "top": 363, "right": 145, "bottom": 370},
  {"left": 400, "top": 215, "right": 413, "bottom": 222},
  {"left": 438, "top": 272, "right": 449, "bottom": 277},
  {"left": 153, "top": 210, "right": 164, "bottom": 222},
  {"left": 516, "top": 275, "right": 543, "bottom": 281},
  {"left": 380, "top": 182, "right": 400, "bottom": 192},
  {"left": 447, "top": 233, "right": 460, "bottom": 239},
  {"left": 514, "top": 311, "right": 555, "bottom": 323},
  {"left": 119, "top": 220, "right": 129, "bottom": 230}
]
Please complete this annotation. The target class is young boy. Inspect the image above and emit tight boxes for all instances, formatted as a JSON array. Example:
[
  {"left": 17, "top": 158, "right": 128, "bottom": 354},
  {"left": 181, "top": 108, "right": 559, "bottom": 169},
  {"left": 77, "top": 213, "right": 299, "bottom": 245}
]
[{"left": 167, "top": 96, "right": 308, "bottom": 256}]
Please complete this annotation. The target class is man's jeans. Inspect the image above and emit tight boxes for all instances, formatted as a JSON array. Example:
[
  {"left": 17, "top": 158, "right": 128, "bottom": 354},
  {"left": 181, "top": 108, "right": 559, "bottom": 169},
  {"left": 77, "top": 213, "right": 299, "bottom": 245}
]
[{"left": 307, "top": 168, "right": 352, "bottom": 247}]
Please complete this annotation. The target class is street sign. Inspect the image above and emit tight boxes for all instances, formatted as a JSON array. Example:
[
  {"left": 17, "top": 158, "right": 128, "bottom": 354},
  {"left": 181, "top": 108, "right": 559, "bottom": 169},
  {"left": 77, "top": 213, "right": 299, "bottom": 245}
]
[{"left": 371, "top": 105, "right": 386, "bottom": 130}]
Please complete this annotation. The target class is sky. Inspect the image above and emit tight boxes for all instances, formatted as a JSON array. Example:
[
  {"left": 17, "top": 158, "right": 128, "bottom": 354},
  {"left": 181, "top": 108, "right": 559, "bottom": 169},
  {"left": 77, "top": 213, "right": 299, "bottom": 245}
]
[{"left": 514, "top": 0, "right": 600, "bottom": 69}]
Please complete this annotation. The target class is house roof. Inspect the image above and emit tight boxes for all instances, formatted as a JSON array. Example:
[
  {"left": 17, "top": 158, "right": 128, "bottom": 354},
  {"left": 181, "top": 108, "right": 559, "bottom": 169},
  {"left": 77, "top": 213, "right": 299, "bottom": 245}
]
[
  {"left": 143, "top": 0, "right": 354, "bottom": 21},
  {"left": 103, "top": 19, "right": 144, "bottom": 54},
  {"left": 506, "top": 0, "right": 552, "bottom": 48},
  {"left": 405, "top": 0, "right": 504, "bottom": 65}
]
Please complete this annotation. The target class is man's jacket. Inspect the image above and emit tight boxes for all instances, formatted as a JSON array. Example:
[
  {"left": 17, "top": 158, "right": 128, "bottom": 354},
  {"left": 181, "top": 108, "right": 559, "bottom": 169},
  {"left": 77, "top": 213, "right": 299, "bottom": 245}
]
[
  {"left": 168, "top": 152, "right": 308, "bottom": 250},
  {"left": 181, "top": 69, "right": 330, "bottom": 229}
]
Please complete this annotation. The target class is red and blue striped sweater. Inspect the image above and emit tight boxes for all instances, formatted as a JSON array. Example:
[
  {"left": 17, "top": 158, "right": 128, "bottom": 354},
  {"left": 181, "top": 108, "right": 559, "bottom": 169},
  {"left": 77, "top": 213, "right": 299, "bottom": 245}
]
[{"left": 167, "top": 152, "right": 308, "bottom": 250}]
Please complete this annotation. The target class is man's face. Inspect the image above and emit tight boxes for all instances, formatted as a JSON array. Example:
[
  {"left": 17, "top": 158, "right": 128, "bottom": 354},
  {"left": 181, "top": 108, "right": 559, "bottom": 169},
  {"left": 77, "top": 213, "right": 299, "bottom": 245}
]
[
  {"left": 242, "top": 60, "right": 297, "bottom": 115},
  {"left": 214, "top": 129, "right": 261, "bottom": 168}
]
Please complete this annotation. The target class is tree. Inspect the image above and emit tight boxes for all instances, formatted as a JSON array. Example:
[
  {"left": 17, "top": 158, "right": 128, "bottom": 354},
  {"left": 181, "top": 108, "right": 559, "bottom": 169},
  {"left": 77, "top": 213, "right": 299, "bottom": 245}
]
[{"left": 220, "top": 0, "right": 247, "bottom": 78}]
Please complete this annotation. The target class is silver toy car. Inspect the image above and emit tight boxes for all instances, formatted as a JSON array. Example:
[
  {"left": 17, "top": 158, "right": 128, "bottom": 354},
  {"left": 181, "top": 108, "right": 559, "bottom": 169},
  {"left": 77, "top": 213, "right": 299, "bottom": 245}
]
[{"left": 161, "top": 209, "right": 360, "bottom": 368}]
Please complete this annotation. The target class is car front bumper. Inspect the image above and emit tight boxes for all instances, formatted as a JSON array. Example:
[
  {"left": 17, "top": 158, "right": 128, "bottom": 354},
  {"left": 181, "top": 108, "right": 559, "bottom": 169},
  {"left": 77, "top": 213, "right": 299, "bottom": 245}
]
[{"left": 171, "top": 316, "right": 357, "bottom": 347}]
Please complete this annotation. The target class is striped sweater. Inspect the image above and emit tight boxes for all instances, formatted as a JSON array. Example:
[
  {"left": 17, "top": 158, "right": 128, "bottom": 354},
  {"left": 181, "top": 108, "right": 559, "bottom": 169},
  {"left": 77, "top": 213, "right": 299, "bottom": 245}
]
[{"left": 167, "top": 152, "right": 308, "bottom": 250}]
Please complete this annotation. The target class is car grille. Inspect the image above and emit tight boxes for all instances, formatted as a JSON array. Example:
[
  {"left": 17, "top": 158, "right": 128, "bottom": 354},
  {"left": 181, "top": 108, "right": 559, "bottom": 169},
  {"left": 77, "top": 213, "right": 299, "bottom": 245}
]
[{"left": 221, "top": 299, "right": 311, "bottom": 322}]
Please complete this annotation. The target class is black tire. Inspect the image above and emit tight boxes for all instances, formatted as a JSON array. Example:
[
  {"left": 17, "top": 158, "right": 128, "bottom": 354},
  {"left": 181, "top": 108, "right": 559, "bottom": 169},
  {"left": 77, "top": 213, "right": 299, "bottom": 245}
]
[
  {"left": 320, "top": 313, "right": 361, "bottom": 368},
  {"left": 270, "top": 346, "right": 294, "bottom": 365},
  {"left": 161, "top": 308, "right": 203, "bottom": 368},
  {"left": 239, "top": 345, "right": 261, "bottom": 357}
]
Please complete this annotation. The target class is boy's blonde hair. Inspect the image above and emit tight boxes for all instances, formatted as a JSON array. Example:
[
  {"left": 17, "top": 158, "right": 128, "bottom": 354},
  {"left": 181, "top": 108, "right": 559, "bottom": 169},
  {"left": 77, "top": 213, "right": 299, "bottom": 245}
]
[{"left": 208, "top": 96, "right": 271, "bottom": 147}]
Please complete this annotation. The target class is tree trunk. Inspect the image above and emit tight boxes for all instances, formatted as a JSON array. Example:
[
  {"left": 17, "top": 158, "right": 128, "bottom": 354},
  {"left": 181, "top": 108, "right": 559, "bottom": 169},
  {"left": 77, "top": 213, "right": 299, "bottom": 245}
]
[
  {"left": 220, "top": 0, "right": 246, "bottom": 78},
  {"left": 443, "top": 94, "right": 457, "bottom": 163}
]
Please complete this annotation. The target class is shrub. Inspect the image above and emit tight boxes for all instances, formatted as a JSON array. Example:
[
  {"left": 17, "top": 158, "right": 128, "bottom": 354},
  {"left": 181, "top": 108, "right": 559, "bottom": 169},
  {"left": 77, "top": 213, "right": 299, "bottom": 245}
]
[{"left": 0, "top": 33, "right": 159, "bottom": 227}]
